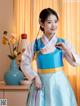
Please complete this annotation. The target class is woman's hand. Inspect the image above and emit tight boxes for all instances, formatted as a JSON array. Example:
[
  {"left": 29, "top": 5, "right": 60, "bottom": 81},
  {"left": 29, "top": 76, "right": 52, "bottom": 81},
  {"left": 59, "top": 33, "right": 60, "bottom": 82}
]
[
  {"left": 55, "top": 42, "right": 67, "bottom": 51},
  {"left": 34, "top": 76, "right": 42, "bottom": 90},
  {"left": 55, "top": 42, "right": 76, "bottom": 62}
]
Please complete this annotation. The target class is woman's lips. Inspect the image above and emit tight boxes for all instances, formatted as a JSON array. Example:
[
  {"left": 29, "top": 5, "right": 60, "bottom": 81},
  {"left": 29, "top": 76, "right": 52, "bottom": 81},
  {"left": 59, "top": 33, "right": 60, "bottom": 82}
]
[{"left": 51, "top": 28, "right": 56, "bottom": 30}]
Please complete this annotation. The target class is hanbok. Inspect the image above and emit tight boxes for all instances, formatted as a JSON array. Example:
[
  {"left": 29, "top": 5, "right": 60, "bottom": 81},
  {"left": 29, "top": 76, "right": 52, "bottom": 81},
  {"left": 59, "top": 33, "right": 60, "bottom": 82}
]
[{"left": 21, "top": 35, "right": 80, "bottom": 106}]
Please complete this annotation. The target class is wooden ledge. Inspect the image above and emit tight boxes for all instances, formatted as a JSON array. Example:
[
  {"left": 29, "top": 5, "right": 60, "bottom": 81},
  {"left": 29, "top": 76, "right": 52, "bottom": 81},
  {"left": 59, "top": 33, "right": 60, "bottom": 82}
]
[{"left": 0, "top": 81, "right": 30, "bottom": 90}]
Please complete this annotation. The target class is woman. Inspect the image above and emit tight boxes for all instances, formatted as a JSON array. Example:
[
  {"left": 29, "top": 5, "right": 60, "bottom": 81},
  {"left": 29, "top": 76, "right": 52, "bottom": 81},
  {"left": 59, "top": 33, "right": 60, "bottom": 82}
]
[{"left": 21, "top": 8, "right": 80, "bottom": 106}]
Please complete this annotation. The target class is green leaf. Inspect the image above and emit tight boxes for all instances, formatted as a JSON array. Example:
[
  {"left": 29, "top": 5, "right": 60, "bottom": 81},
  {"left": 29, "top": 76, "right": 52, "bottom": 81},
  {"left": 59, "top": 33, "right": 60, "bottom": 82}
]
[
  {"left": 3, "top": 31, "right": 8, "bottom": 35},
  {"left": 8, "top": 55, "right": 16, "bottom": 60},
  {"left": 13, "top": 47, "right": 16, "bottom": 51}
]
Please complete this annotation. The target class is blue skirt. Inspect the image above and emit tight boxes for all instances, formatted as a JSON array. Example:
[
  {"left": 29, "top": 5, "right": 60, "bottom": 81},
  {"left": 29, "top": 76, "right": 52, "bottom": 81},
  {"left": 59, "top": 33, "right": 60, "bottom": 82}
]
[{"left": 27, "top": 71, "right": 77, "bottom": 106}]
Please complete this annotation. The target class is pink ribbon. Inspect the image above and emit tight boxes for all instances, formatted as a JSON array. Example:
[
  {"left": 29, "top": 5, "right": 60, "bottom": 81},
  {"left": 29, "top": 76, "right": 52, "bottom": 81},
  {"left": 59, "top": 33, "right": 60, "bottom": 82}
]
[{"left": 34, "top": 90, "right": 39, "bottom": 106}]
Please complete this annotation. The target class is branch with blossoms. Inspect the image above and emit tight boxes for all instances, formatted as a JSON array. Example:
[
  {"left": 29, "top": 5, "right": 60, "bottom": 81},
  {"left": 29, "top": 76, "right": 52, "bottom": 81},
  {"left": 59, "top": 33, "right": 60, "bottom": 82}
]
[{"left": 2, "top": 31, "right": 21, "bottom": 60}]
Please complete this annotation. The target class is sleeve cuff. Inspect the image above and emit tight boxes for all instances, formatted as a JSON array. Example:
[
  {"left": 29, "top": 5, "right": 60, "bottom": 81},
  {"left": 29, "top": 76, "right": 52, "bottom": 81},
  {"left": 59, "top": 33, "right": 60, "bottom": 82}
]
[{"left": 71, "top": 52, "right": 80, "bottom": 66}]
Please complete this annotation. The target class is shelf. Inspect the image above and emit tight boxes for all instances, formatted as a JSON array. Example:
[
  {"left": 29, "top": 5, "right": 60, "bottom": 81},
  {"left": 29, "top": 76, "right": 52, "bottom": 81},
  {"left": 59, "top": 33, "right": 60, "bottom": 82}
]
[{"left": 0, "top": 81, "right": 30, "bottom": 90}]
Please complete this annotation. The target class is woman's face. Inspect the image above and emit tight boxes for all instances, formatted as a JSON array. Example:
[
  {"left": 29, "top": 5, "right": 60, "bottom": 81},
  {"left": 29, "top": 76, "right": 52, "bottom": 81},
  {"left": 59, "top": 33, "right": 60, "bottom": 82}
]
[{"left": 42, "top": 14, "right": 58, "bottom": 36}]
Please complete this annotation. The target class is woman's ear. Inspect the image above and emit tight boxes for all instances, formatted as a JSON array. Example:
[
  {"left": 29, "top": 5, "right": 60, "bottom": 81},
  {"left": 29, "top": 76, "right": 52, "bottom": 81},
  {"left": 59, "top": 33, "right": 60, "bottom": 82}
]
[{"left": 39, "top": 19, "right": 44, "bottom": 28}]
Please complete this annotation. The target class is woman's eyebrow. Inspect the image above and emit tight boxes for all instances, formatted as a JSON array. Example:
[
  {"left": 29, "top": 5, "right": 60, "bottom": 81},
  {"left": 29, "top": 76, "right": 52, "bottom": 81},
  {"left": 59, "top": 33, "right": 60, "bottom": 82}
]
[
  {"left": 47, "top": 19, "right": 57, "bottom": 21},
  {"left": 47, "top": 19, "right": 53, "bottom": 22}
]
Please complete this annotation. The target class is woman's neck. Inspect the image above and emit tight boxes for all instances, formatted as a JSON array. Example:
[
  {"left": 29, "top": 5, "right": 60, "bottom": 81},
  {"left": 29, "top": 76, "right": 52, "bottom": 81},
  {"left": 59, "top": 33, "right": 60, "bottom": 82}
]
[{"left": 44, "top": 33, "right": 55, "bottom": 41}]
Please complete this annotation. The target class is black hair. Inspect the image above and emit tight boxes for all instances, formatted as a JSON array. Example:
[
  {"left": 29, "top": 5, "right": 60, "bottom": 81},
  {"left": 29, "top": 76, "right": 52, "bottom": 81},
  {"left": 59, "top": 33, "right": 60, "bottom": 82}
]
[{"left": 39, "top": 8, "right": 59, "bottom": 31}]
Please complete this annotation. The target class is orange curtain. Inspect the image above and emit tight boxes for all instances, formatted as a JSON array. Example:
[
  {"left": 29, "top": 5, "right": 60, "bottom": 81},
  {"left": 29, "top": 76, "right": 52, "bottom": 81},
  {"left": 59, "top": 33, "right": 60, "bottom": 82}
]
[{"left": 13, "top": 0, "right": 80, "bottom": 105}]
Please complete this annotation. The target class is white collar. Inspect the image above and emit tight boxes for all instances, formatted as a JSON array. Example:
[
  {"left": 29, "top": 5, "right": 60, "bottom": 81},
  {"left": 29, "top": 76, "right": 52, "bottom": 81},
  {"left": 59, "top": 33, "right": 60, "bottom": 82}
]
[
  {"left": 40, "top": 34, "right": 58, "bottom": 54},
  {"left": 42, "top": 34, "right": 58, "bottom": 45}
]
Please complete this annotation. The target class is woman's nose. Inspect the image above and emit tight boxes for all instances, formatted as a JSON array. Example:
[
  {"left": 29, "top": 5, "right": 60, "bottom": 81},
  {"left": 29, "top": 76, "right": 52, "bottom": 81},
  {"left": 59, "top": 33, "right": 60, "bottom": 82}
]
[
  {"left": 52, "top": 22, "right": 57, "bottom": 27},
  {"left": 52, "top": 23, "right": 55, "bottom": 27}
]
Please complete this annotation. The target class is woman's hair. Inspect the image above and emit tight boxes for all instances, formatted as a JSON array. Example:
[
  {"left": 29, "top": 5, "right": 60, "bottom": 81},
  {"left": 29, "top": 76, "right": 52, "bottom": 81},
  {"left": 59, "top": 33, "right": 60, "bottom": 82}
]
[{"left": 39, "top": 8, "right": 59, "bottom": 31}]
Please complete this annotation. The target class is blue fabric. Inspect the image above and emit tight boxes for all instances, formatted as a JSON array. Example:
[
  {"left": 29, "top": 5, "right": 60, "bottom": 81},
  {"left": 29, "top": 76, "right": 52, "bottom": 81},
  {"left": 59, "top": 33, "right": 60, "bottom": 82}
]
[
  {"left": 34, "top": 38, "right": 44, "bottom": 52},
  {"left": 33, "top": 37, "right": 65, "bottom": 52},
  {"left": 56, "top": 38, "right": 65, "bottom": 43},
  {"left": 37, "top": 48, "right": 63, "bottom": 69},
  {"left": 27, "top": 71, "right": 77, "bottom": 106},
  {"left": 27, "top": 38, "right": 77, "bottom": 106}
]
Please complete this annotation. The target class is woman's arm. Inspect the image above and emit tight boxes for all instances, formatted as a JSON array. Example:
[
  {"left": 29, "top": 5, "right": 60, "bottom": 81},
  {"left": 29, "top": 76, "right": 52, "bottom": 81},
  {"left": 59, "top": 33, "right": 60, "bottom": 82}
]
[
  {"left": 55, "top": 40, "right": 80, "bottom": 66},
  {"left": 20, "top": 41, "right": 42, "bottom": 89},
  {"left": 20, "top": 41, "right": 38, "bottom": 80}
]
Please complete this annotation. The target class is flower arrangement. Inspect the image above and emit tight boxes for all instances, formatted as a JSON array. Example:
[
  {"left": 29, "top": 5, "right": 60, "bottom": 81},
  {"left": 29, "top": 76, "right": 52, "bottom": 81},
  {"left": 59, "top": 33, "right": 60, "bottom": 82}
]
[{"left": 2, "top": 31, "right": 20, "bottom": 60}]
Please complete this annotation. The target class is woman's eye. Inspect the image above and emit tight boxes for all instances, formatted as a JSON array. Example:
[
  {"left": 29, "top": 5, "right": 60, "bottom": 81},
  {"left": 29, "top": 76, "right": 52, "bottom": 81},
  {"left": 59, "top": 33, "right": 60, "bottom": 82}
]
[{"left": 47, "top": 21, "right": 51, "bottom": 23}]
